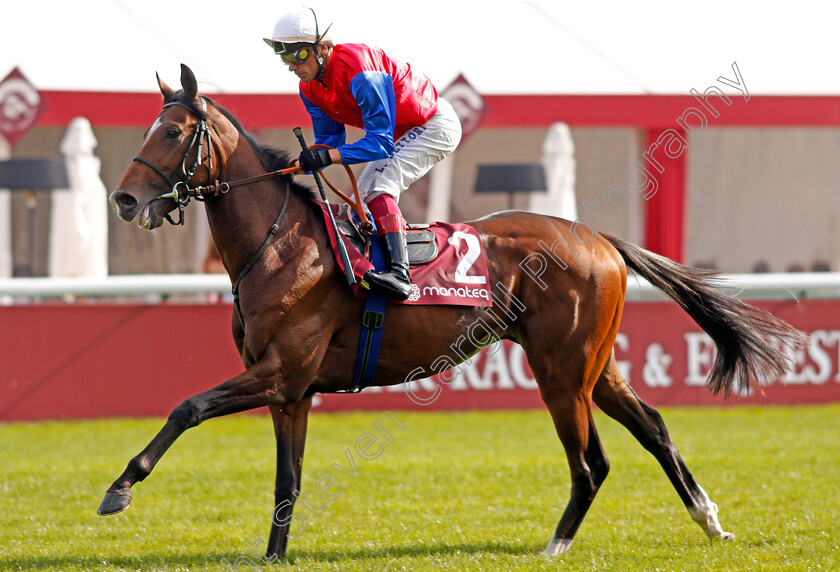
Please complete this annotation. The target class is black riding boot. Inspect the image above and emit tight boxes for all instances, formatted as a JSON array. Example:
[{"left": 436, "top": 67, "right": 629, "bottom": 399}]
[{"left": 363, "top": 231, "right": 412, "bottom": 301}]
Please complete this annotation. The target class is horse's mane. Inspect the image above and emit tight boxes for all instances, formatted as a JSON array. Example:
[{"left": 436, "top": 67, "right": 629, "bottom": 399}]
[{"left": 164, "top": 90, "right": 318, "bottom": 200}]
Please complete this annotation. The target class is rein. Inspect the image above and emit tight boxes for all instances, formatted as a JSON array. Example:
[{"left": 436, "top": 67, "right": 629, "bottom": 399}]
[
  {"left": 134, "top": 96, "right": 375, "bottom": 327},
  {"left": 132, "top": 98, "right": 371, "bottom": 230}
]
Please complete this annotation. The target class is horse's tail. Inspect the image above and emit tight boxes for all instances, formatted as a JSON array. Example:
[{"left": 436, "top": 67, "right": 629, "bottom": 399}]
[{"left": 603, "top": 233, "right": 806, "bottom": 396}]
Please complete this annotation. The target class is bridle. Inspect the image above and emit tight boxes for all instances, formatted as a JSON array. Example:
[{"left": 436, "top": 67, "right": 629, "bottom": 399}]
[
  {"left": 132, "top": 96, "right": 292, "bottom": 329},
  {"left": 132, "top": 95, "right": 371, "bottom": 230},
  {"left": 132, "top": 96, "right": 310, "bottom": 227},
  {"left": 132, "top": 97, "right": 224, "bottom": 226},
  {"left": 131, "top": 95, "right": 372, "bottom": 324}
]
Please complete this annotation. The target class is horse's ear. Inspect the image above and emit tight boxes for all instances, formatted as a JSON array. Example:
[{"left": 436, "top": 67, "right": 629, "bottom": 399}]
[
  {"left": 180, "top": 64, "right": 198, "bottom": 100},
  {"left": 157, "top": 72, "right": 173, "bottom": 98}
]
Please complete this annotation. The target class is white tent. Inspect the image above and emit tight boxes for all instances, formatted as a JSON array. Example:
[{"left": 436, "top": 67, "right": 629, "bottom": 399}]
[
  {"left": 529, "top": 123, "right": 578, "bottom": 220},
  {"left": 48, "top": 118, "right": 108, "bottom": 278}
]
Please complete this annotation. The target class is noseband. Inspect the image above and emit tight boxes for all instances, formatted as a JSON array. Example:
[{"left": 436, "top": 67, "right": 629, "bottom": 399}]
[
  {"left": 132, "top": 97, "right": 224, "bottom": 225},
  {"left": 132, "top": 95, "right": 295, "bottom": 332}
]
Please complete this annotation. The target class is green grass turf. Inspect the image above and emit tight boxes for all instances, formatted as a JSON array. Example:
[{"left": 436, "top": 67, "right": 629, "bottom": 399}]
[{"left": 1, "top": 405, "right": 839, "bottom": 571}]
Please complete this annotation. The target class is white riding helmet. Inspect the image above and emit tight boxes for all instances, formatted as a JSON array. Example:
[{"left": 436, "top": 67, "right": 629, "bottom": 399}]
[{"left": 263, "top": 6, "right": 332, "bottom": 53}]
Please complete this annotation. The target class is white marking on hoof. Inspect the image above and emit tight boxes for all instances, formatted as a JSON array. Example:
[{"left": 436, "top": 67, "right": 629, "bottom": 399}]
[
  {"left": 688, "top": 486, "right": 735, "bottom": 541},
  {"left": 542, "top": 538, "right": 573, "bottom": 556}
]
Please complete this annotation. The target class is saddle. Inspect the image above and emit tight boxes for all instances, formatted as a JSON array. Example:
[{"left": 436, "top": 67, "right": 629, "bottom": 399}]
[
  {"left": 309, "top": 178, "right": 489, "bottom": 394},
  {"left": 315, "top": 200, "right": 490, "bottom": 307},
  {"left": 332, "top": 204, "right": 438, "bottom": 265}
]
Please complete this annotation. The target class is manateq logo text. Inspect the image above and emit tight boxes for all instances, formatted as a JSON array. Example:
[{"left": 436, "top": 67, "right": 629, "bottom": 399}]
[{"left": 422, "top": 286, "right": 491, "bottom": 301}]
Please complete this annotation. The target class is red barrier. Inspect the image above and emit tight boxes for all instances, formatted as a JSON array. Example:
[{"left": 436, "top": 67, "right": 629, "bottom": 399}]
[
  {"left": 0, "top": 304, "right": 243, "bottom": 421},
  {"left": 2, "top": 299, "right": 839, "bottom": 421}
]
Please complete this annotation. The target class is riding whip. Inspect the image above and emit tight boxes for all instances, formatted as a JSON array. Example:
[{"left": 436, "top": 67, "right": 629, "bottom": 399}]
[{"left": 293, "top": 127, "right": 356, "bottom": 286}]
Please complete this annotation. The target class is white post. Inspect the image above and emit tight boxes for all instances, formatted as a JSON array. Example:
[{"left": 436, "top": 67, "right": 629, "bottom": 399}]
[
  {"left": 530, "top": 123, "right": 578, "bottom": 220},
  {"left": 0, "top": 134, "right": 11, "bottom": 279},
  {"left": 425, "top": 151, "right": 455, "bottom": 223}
]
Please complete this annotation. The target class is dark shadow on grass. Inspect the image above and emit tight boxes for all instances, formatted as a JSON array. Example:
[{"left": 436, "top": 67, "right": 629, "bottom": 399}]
[
  {"left": 0, "top": 541, "right": 545, "bottom": 570},
  {"left": 285, "top": 538, "right": 545, "bottom": 564},
  {"left": 0, "top": 552, "right": 277, "bottom": 571}
]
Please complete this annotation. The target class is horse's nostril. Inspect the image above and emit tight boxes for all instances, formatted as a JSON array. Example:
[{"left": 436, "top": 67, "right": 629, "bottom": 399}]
[{"left": 116, "top": 192, "right": 137, "bottom": 209}]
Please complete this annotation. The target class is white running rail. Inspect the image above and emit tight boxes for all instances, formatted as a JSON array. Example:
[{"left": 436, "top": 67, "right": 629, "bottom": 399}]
[{"left": 1, "top": 272, "right": 840, "bottom": 301}]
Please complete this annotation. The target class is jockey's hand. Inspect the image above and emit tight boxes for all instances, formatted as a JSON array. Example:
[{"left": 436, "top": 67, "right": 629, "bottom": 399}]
[{"left": 298, "top": 148, "right": 332, "bottom": 173}]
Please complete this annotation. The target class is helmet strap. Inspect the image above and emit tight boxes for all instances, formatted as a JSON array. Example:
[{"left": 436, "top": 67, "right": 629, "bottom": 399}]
[{"left": 306, "top": 7, "right": 332, "bottom": 83}]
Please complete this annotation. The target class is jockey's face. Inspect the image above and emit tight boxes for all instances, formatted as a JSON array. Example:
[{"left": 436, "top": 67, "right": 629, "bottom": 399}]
[{"left": 286, "top": 44, "right": 327, "bottom": 83}]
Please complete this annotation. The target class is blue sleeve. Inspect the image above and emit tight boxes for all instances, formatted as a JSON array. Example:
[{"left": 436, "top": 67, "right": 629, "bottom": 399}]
[
  {"left": 338, "top": 71, "right": 396, "bottom": 164},
  {"left": 300, "top": 93, "right": 346, "bottom": 149}
]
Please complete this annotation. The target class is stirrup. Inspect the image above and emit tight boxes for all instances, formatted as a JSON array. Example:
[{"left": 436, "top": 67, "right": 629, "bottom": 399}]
[{"left": 362, "top": 268, "right": 412, "bottom": 301}]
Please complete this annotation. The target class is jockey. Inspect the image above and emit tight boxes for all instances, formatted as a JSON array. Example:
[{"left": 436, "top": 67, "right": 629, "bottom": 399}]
[{"left": 264, "top": 6, "right": 462, "bottom": 301}]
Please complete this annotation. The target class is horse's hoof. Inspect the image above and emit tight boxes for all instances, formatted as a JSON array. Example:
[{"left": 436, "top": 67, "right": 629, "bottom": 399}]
[
  {"left": 97, "top": 490, "right": 132, "bottom": 515},
  {"left": 542, "top": 538, "right": 572, "bottom": 556}
]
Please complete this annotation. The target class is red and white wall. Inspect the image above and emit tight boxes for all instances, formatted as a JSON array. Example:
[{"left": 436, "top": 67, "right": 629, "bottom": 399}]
[{"left": 2, "top": 297, "right": 838, "bottom": 421}]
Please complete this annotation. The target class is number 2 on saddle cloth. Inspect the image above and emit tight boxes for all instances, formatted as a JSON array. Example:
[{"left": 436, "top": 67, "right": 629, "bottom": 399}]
[
  {"left": 314, "top": 201, "right": 492, "bottom": 307},
  {"left": 306, "top": 162, "right": 492, "bottom": 392},
  {"left": 315, "top": 200, "right": 494, "bottom": 392}
]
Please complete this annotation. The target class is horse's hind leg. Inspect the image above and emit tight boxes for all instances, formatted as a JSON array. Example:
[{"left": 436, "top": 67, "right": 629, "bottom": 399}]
[
  {"left": 592, "top": 353, "right": 735, "bottom": 541},
  {"left": 540, "top": 393, "right": 610, "bottom": 556}
]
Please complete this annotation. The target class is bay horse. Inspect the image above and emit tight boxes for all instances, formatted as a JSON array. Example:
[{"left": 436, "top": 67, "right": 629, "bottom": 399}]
[{"left": 101, "top": 64, "right": 802, "bottom": 558}]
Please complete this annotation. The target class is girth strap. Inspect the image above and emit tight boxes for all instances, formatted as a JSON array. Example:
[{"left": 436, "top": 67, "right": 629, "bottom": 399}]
[{"left": 344, "top": 233, "right": 389, "bottom": 393}]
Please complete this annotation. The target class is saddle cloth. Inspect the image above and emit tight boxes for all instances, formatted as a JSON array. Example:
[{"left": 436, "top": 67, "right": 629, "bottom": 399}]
[{"left": 314, "top": 201, "right": 492, "bottom": 307}]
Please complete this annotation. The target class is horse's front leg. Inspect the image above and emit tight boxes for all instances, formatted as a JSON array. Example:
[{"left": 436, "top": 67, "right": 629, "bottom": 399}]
[
  {"left": 97, "top": 356, "right": 293, "bottom": 515},
  {"left": 265, "top": 397, "right": 312, "bottom": 560}
]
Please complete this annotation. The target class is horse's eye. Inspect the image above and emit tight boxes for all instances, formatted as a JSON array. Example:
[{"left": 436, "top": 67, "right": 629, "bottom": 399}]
[{"left": 165, "top": 127, "right": 181, "bottom": 139}]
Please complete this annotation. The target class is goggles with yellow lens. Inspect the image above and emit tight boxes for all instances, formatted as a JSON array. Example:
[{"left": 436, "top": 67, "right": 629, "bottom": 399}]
[{"left": 278, "top": 45, "right": 313, "bottom": 65}]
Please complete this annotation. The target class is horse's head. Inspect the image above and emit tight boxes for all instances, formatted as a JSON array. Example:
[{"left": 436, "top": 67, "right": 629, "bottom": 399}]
[{"left": 110, "top": 64, "right": 236, "bottom": 229}]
